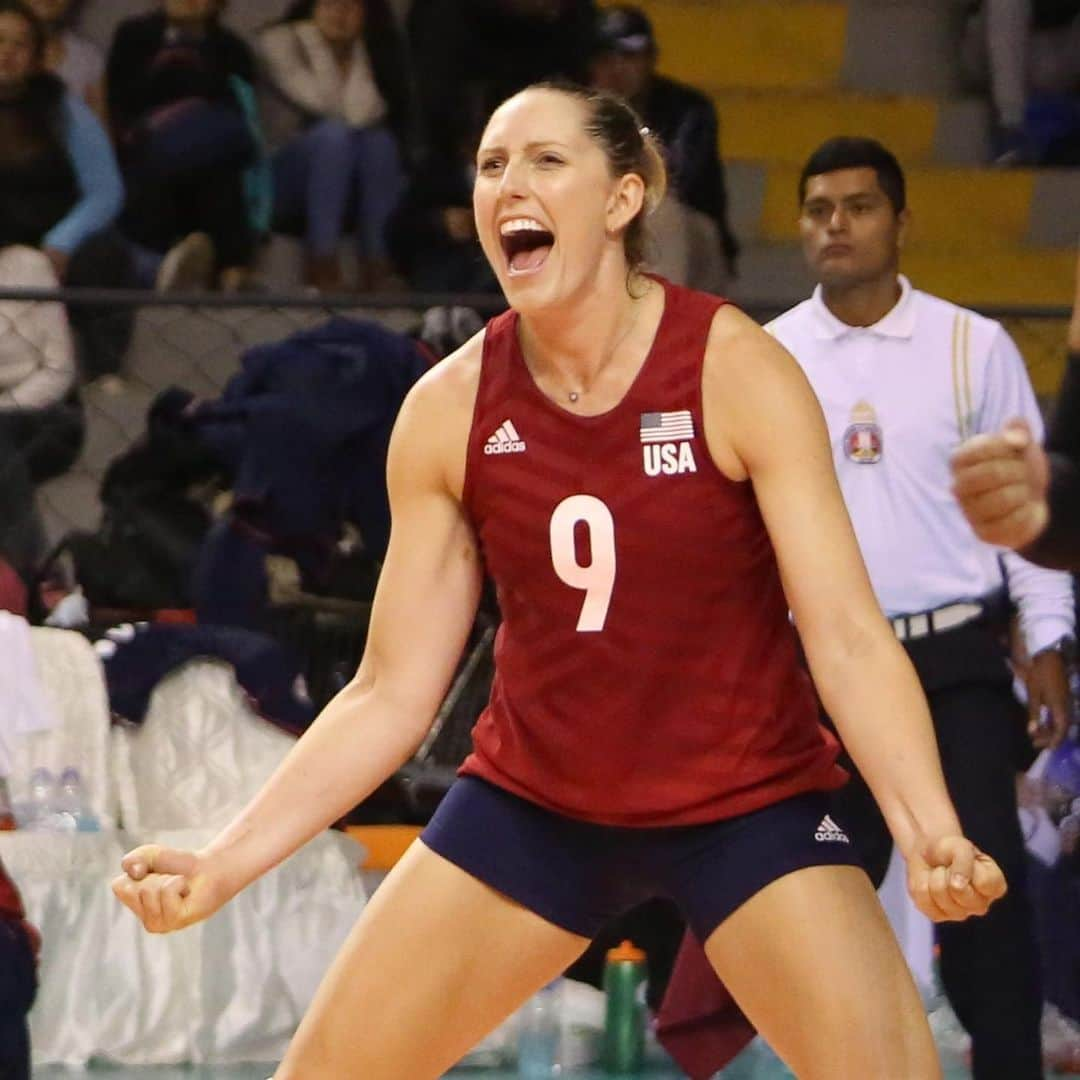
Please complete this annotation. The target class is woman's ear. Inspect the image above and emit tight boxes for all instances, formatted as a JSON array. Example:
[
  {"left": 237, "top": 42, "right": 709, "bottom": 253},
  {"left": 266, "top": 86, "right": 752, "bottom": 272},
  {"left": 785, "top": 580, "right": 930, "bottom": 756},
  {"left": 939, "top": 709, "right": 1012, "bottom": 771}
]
[{"left": 606, "top": 172, "right": 646, "bottom": 235}]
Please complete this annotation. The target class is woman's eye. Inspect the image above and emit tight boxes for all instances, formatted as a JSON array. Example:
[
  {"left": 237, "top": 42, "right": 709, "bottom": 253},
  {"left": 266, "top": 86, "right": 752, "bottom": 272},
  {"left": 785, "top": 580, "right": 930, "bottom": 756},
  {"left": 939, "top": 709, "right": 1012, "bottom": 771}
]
[
  {"left": 538, "top": 154, "right": 563, "bottom": 166},
  {"left": 479, "top": 159, "right": 503, "bottom": 174}
]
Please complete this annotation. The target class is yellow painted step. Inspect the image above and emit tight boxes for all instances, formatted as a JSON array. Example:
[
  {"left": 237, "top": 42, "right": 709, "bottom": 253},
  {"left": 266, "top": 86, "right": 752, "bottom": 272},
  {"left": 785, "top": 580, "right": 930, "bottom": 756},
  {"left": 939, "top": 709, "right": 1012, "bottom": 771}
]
[
  {"left": 761, "top": 167, "right": 1037, "bottom": 251},
  {"left": 903, "top": 249, "right": 1076, "bottom": 309},
  {"left": 1002, "top": 316, "right": 1070, "bottom": 396},
  {"left": 624, "top": 0, "right": 847, "bottom": 91},
  {"left": 715, "top": 92, "right": 939, "bottom": 165}
]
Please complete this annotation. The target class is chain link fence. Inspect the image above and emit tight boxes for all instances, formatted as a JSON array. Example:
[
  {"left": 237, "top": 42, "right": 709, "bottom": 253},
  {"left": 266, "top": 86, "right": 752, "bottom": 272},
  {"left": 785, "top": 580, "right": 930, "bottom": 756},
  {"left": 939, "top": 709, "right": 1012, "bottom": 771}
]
[{"left": 0, "top": 288, "right": 1068, "bottom": 548}]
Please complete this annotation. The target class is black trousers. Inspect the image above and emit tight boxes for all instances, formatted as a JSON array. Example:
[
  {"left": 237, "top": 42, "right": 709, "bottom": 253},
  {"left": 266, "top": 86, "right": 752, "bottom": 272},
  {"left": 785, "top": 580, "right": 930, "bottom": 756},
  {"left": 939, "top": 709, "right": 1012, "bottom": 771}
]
[
  {"left": 120, "top": 160, "right": 255, "bottom": 271},
  {"left": 829, "top": 620, "right": 1044, "bottom": 1080}
]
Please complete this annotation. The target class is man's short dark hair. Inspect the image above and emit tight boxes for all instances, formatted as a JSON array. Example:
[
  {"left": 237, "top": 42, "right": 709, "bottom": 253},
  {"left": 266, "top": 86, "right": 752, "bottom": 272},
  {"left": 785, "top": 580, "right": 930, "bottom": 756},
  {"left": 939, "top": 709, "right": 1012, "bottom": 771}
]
[{"left": 798, "top": 137, "right": 907, "bottom": 214}]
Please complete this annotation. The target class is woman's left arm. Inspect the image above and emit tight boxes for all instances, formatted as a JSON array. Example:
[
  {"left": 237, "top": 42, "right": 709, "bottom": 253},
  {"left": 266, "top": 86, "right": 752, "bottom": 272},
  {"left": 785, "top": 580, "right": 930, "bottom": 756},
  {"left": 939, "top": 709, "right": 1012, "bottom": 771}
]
[
  {"left": 703, "top": 306, "right": 1004, "bottom": 919},
  {"left": 42, "top": 94, "right": 124, "bottom": 263}
]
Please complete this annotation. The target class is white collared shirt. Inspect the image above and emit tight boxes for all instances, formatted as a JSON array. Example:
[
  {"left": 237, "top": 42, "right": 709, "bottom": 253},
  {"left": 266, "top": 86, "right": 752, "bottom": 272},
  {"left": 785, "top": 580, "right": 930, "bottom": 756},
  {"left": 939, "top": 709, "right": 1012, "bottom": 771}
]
[{"left": 768, "top": 275, "right": 1074, "bottom": 655}]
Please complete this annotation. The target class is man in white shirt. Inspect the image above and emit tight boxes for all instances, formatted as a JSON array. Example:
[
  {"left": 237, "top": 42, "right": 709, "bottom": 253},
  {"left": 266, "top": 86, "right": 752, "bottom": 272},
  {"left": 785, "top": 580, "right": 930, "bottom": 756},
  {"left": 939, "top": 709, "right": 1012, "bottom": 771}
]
[{"left": 768, "top": 136, "right": 1074, "bottom": 1080}]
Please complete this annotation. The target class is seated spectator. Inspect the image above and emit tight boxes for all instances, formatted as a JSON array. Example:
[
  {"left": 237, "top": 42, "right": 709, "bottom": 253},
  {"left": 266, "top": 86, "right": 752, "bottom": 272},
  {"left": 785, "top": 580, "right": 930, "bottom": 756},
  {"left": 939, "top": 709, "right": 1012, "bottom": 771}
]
[
  {"left": 408, "top": 0, "right": 597, "bottom": 164},
  {"left": 106, "top": 0, "right": 261, "bottom": 292},
  {"left": 24, "top": 0, "right": 103, "bottom": 114},
  {"left": 0, "top": 246, "right": 80, "bottom": 585},
  {"left": 962, "top": 0, "right": 1080, "bottom": 165},
  {"left": 388, "top": 115, "right": 500, "bottom": 294},
  {"left": 588, "top": 5, "right": 739, "bottom": 288},
  {"left": 0, "top": 0, "right": 137, "bottom": 378},
  {"left": 258, "top": 0, "right": 411, "bottom": 293}
]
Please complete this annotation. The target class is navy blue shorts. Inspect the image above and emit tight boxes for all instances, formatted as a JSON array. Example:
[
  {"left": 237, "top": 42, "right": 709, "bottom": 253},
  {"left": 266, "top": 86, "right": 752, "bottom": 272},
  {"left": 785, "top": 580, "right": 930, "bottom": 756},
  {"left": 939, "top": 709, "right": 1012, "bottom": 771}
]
[{"left": 420, "top": 778, "right": 864, "bottom": 942}]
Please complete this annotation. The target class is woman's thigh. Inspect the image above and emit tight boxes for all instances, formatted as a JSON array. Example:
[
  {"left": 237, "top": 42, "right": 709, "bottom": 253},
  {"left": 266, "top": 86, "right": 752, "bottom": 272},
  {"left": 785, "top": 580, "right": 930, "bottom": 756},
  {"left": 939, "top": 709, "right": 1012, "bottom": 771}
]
[
  {"left": 705, "top": 864, "right": 940, "bottom": 1080},
  {"left": 274, "top": 839, "right": 590, "bottom": 1080}
]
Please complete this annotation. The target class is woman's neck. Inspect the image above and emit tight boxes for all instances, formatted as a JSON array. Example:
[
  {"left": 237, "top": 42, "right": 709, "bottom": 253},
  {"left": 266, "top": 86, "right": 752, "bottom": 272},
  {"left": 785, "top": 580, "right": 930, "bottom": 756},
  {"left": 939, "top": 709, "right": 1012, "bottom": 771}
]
[{"left": 518, "top": 269, "right": 660, "bottom": 401}]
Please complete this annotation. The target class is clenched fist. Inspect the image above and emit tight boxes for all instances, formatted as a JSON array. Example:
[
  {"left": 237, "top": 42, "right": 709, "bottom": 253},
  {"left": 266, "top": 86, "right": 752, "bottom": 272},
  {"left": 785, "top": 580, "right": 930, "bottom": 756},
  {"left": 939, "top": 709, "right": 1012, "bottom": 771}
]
[
  {"left": 112, "top": 844, "right": 233, "bottom": 934},
  {"left": 906, "top": 835, "right": 1007, "bottom": 923},
  {"left": 950, "top": 419, "right": 1049, "bottom": 550}
]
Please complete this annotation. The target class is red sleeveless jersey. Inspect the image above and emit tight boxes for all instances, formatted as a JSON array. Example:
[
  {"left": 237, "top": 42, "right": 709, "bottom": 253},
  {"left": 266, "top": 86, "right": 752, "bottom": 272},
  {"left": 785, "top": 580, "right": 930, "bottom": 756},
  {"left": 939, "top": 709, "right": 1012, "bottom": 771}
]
[{"left": 459, "top": 279, "right": 844, "bottom": 825}]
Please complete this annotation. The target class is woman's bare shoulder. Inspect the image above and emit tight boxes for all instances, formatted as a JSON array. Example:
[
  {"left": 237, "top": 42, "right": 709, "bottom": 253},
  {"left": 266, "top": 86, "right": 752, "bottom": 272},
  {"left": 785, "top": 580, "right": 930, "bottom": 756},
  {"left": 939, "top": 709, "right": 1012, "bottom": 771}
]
[
  {"left": 392, "top": 330, "right": 487, "bottom": 495},
  {"left": 409, "top": 329, "right": 485, "bottom": 417},
  {"left": 704, "top": 303, "right": 809, "bottom": 394},
  {"left": 700, "top": 303, "right": 824, "bottom": 479}
]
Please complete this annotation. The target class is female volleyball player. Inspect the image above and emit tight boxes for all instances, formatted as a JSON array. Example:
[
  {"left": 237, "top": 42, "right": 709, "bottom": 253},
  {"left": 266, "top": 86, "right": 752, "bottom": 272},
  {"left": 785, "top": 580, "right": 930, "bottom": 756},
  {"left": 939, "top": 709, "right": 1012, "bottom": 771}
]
[{"left": 114, "top": 83, "right": 1005, "bottom": 1079}]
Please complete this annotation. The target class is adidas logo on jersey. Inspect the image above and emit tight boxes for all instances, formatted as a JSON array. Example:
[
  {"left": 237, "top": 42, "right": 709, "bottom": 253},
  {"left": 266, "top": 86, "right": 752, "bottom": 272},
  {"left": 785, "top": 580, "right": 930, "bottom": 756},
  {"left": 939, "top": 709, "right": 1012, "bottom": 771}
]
[
  {"left": 484, "top": 420, "right": 526, "bottom": 455},
  {"left": 814, "top": 814, "right": 850, "bottom": 844}
]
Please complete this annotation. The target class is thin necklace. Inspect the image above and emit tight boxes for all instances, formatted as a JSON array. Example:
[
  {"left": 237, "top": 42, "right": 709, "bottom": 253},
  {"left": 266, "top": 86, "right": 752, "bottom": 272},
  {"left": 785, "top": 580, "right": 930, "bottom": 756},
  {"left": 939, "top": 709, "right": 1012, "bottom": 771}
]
[{"left": 564, "top": 290, "right": 647, "bottom": 404}]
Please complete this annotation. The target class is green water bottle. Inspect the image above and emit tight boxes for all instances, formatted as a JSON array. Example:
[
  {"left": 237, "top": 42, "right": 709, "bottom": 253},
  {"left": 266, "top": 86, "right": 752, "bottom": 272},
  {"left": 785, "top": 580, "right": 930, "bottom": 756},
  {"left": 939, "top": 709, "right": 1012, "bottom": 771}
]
[{"left": 602, "top": 939, "right": 647, "bottom": 1073}]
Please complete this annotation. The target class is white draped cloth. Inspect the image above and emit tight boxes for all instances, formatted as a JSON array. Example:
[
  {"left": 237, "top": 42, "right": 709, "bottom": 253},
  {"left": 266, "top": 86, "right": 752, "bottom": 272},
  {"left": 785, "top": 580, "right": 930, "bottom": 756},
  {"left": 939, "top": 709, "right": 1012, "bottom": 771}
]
[{"left": 0, "top": 632, "right": 367, "bottom": 1066}]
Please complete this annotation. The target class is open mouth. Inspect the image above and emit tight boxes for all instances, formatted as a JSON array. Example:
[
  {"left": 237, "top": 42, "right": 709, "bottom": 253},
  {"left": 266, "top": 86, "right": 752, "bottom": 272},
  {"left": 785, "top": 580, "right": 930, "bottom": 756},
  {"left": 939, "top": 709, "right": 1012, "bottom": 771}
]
[{"left": 499, "top": 219, "right": 555, "bottom": 276}]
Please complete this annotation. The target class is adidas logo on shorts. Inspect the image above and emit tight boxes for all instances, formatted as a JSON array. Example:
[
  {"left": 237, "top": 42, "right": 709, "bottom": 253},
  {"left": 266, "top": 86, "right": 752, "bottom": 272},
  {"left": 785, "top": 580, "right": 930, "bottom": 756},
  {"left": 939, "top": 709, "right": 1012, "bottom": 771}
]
[
  {"left": 484, "top": 419, "right": 526, "bottom": 455},
  {"left": 814, "top": 814, "right": 850, "bottom": 844}
]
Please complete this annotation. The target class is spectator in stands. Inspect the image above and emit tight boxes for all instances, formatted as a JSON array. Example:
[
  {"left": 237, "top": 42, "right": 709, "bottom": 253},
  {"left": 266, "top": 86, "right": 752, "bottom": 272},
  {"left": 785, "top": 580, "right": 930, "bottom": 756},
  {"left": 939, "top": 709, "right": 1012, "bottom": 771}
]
[
  {"left": 106, "top": 0, "right": 261, "bottom": 292},
  {"left": 587, "top": 5, "right": 738, "bottom": 287},
  {"left": 23, "top": 0, "right": 102, "bottom": 114},
  {"left": 0, "top": 0, "right": 140, "bottom": 380},
  {"left": 0, "top": 246, "right": 78, "bottom": 585},
  {"left": 257, "top": 0, "right": 411, "bottom": 293},
  {"left": 408, "top": 0, "right": 596, "bottom": 165},
  {"left": 388, "top": 114, "right": 500, "bottom": 294},
  {"left": 962, "top": 0, "right": 1080, "bottom": 165}
]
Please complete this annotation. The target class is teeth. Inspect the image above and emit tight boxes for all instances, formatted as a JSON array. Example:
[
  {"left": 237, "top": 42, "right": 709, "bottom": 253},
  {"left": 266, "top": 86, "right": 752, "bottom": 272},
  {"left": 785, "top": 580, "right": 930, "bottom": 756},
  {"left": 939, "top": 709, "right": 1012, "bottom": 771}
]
[{"left": 500, "top": 218, "right": 548, "bottom": 236}]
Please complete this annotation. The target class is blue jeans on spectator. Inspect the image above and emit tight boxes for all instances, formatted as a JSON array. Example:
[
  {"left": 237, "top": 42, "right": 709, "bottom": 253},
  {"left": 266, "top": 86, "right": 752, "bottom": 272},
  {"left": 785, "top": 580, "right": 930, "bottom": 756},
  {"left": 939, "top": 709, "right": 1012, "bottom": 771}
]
[{"left": 272, "top": 120, "right": 405, "bottom": 261}]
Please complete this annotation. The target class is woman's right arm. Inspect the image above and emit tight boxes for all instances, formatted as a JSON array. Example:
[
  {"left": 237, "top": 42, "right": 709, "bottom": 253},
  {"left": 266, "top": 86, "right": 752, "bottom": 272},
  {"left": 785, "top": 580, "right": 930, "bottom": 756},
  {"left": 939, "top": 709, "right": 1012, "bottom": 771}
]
[{"left": 113, "top": 355, "right": 484, "bottom": 932}]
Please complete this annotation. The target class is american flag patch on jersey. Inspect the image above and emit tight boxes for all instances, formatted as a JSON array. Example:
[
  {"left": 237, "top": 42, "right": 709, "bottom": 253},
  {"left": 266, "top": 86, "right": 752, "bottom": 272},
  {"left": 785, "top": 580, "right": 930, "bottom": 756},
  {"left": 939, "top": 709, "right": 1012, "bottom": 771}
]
[{"left": 640, "top": 410, "right": 694, "bottom": 444}]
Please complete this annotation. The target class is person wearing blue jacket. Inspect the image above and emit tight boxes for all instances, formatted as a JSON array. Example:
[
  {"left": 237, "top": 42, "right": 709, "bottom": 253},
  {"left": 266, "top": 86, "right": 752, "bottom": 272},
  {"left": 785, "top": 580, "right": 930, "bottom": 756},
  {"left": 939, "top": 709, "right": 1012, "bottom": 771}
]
[{"left": 0, "top": 0, "right": 135, "bottom": 377}]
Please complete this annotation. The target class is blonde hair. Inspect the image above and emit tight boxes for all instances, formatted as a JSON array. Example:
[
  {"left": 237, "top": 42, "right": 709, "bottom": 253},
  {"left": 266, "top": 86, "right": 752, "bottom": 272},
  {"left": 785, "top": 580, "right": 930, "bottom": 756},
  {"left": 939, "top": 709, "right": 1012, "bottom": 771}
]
[{"left": 529, "top": 81, "right": 668, "bottom": 274}]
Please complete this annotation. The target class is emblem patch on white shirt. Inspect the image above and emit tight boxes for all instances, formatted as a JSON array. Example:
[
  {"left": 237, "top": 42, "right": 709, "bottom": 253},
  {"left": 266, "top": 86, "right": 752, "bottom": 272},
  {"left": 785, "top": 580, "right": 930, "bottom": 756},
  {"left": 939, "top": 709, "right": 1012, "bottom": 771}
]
[{"left": 843, "top": 400, "right": 883, "bottom": 464}]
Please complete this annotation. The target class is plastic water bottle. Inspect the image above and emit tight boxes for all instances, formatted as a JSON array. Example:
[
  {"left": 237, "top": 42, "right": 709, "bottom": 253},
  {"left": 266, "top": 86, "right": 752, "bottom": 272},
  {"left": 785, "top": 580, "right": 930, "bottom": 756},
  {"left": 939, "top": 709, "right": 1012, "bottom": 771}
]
[
  {"left": 55, "top": 767, "right": 99, "bottom": 832},
  {"left": 517, "top": 979, "right": 563, "bottom": 1078},
  {"left": 26, "top": 766, "right": 57, "bottom": 829},
  {"left": 602, "top": 940, "right": 647, "bottom": 1073}
]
